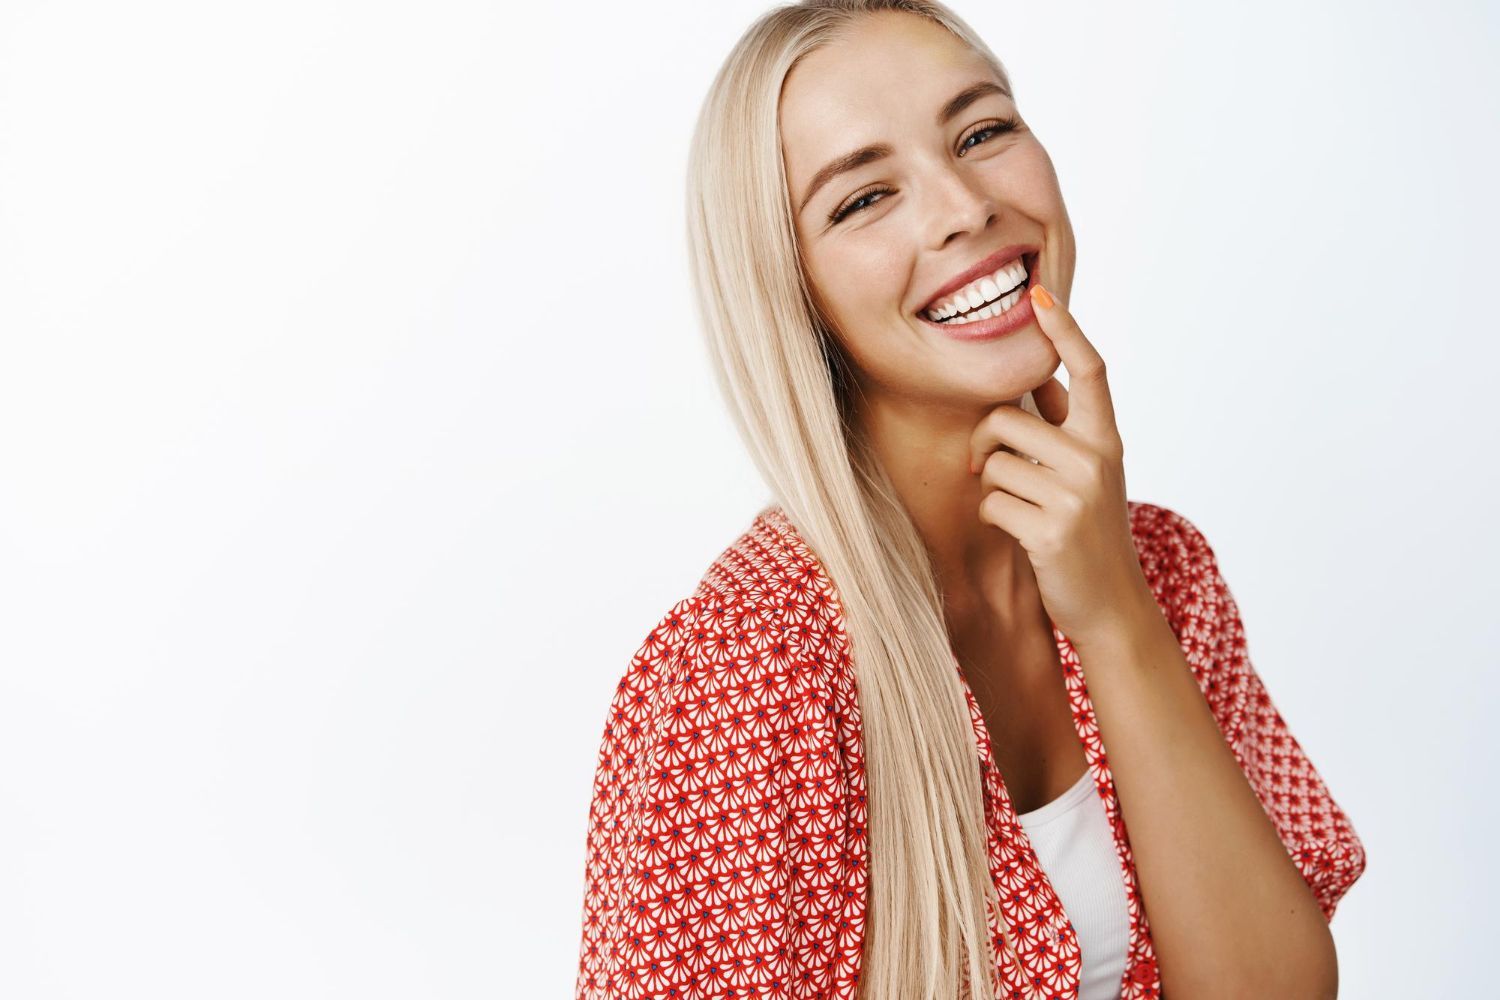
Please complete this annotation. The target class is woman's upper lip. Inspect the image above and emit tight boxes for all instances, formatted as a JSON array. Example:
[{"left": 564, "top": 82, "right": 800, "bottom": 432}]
[{"left": 917, "top": 244, "right": 1038, "bottom": 314}]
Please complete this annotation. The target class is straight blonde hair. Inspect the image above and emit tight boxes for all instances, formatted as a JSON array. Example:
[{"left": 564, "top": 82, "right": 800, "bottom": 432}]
[{"left": 684, "top": 2, "right": 1044, "bottom": 997}]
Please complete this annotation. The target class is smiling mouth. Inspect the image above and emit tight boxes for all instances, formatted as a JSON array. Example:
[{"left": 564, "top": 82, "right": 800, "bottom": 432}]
[{"left": 919, "top": 251, "right": 1039, "bottom": 325}]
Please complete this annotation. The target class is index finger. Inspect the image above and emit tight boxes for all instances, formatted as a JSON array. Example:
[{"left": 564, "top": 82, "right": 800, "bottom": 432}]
[{"left": 1028, "top": 284, "right": 1118, "bottom": 436}]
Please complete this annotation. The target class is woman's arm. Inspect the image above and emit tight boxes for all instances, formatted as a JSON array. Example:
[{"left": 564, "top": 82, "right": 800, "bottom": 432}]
[{"left": 1069, "top": 507, "right": 1365, "bottom": 1000}]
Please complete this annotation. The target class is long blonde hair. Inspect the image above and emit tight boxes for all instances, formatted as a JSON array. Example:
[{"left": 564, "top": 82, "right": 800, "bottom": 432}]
[{"left": 684, "top": 1, "right": 1042, "bottom": 997}]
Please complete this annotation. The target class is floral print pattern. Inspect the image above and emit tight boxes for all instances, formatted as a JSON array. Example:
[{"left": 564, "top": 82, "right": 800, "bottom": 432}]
[{"left": 576, "top": 501, "right": 1366, "bottom": 999}]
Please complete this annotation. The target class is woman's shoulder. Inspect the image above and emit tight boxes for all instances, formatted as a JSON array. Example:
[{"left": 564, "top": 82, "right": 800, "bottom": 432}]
[
  {"left": 699, "top": 502, "right": 843, "bottom": 632},
  {"left": 1124, "top": 499, "right": 1252, "bottom": 695},
  {"left": 607, "top": 503, "right": 854, "bottom": 738},
  {"left": 1126, "top": 497, "right": 1220, "bottom": 564},
  {"left": 679, "top": 502, "right": 847, "bottom": 652},
  {"left": 1125, "top": 498, "right": 1234, "bottom": 614}
]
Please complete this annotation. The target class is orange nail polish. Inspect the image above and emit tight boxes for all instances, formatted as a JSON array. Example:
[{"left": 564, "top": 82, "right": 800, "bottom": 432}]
[{"left": 1029, "top": 283, "right": 1054, "bottom": 309}]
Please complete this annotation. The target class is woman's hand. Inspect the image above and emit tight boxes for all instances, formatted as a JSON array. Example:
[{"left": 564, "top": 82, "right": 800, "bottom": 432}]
[{"left": 966, "top": 284, "right": 1155, "bottom": 647}]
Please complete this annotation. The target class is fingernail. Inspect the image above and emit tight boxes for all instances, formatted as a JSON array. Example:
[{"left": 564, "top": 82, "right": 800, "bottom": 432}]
[{"left": 1029, "top": 283, "right": 1054, "bottom": 309}]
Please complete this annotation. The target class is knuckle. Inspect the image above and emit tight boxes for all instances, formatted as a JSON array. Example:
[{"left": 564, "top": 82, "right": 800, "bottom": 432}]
[
  {"left": 1087, "top": 450, "right": 1110, "bottom": 481},
  {"left": 978, "top": 491, "right": 1000, "bottom": 523}
]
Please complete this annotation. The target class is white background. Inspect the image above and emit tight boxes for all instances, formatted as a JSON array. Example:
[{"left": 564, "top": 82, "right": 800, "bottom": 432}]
[{"left": 1, "top": 1, "right": 1495, "bottom": 996}]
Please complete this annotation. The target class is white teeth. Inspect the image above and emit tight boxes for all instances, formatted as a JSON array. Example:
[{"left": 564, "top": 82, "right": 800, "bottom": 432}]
[
  {"left": 933, "top": 285, "right": 1024, "bottom": 326},
  {"left": 923, "top": 257, "right": 1029, "bottom": 321}
]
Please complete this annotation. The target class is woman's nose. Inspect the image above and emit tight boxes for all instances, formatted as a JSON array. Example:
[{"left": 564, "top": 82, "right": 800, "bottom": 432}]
[{"left": 921, "top": 170, "right": 1000, "bottom": 248}]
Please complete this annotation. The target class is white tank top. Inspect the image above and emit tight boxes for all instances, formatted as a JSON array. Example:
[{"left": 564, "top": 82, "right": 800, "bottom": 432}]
[{"left": 1015, "top": 768, "right": 1133, "bottom": 999}]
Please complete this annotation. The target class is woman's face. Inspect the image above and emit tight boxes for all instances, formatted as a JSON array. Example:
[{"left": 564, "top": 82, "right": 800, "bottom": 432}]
[{"left": 780, "top": 12, "right": 1077, "bottom": 420}]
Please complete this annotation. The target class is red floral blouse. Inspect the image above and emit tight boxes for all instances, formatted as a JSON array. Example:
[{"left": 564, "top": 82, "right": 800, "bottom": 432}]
[{"left": 575, "top": 501, "right": 1366, "bottom": 999}]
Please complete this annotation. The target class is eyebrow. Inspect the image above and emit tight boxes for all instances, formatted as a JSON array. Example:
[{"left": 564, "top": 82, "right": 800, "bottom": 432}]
[{"left": 795, "top": 80, "right": 1011, "bottom": 217}]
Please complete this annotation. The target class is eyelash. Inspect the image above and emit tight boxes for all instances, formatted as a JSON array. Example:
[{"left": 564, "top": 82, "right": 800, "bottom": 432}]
[{"left": 826, "top": 114, "right": 1023, "bottom": 225}]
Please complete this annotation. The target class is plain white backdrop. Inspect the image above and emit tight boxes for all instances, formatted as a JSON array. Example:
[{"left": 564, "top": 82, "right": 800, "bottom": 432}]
[{"left": 1, "top": 0, "right": 1495, "bottom": 996}]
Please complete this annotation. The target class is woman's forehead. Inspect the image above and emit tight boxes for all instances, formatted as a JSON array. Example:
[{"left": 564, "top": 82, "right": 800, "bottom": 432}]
[{"left": 781, "top": 20, "right": 1000, "bottom": 148}]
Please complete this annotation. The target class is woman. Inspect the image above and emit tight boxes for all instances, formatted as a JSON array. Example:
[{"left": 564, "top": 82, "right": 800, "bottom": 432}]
[{"left": 575, "top": 2, "right": 1366, "bottom": 998}]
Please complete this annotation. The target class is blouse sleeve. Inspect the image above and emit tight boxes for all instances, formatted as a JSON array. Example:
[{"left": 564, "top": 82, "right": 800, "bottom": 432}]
[
  {"left": 574, "top": 590, "right": 858, "bottom": 999},
  {"left": 1153, "top": 505, "right": 1368, "bottom": 922}
]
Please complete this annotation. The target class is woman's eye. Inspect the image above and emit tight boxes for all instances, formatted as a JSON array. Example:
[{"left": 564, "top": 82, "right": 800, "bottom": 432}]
[
  {"left": 958, "top": 114, "right": 1022, "bottom": 157},
  {"left": 828, "top": 187, "right": 893, "bottom": 224}
]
